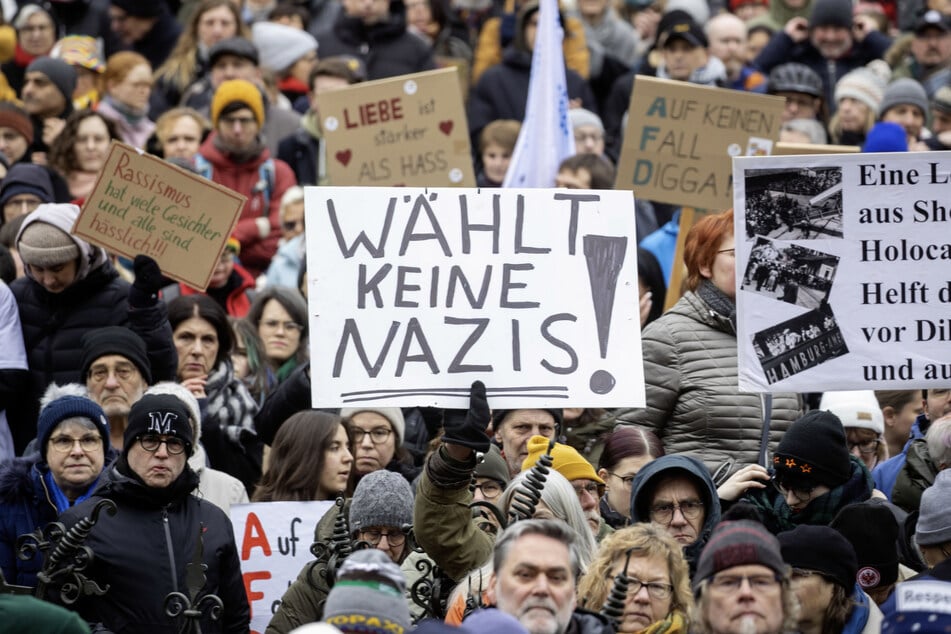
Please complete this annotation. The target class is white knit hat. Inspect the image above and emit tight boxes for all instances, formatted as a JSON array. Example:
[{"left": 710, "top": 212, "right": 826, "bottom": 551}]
[
  {"left": 835, "top": 67, "right": 887, "bottom": 115},
  {"left": 251, "top": 21, "right": 317, "bottom": 73},
  {"left": 819, "top": 390, "right": 884, "bottom": 434}
]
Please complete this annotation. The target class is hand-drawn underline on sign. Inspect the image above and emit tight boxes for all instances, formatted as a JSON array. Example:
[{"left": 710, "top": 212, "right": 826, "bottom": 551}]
[{"left": 340, "top": 385, "right": 569, "bottom": 402}]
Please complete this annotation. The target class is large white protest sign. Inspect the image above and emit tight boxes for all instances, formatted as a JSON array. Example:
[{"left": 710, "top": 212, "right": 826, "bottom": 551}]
[
  {"left": 232, "top": 501, "right": 334, "bottom": 634},
  {"left": 305, "top": 187, "right": 645, "bottom": 408},
  {"left": 734, "top": 151, "right": 951, "bottom": 392}
]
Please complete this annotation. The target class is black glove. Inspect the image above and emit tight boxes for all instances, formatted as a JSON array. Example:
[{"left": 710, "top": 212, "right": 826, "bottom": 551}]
[
  {"left": 129, "top": 255, "right": 164, "bottom": 308},
  {"left": 441, "top": 380, "right": 491, "bottom": 452}
]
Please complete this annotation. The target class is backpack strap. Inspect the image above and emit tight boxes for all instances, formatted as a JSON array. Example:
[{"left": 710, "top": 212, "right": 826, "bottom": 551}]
[
  {"left": 256, "top": 159, "right": 276, "bottom": 215},
  {"left": 193, "top": 154, "right": 214, "bottom": 181}
]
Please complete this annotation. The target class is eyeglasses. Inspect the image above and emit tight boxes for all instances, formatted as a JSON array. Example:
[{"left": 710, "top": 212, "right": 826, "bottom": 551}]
[
  {"left": 260, "top": 319, "right": 303, "bottom": 333},
  {"left": 352, "top": 427, "right": 393, "bottom": 444},
  {"left": 772, "top": 478, "right": 819, "bottom": 503},
  {"left": 847, "top": 438, "right": 880, "bottom": 455},
  {"left": 88, "top": 363, "right": 138, "bottom": 384},
  {"left": 220, "top": 115, "right": 258, "bottom": 128},
  {"left": 49, "top": 435, "right": 102, "bottom": 453},
  {"left": 138, "top": 434, "right": 187, "bottom": 455},
  {"left": 20, "top": 24, "right": 52, "bottom": 34},
  {"left": 709, "top": 573, "right": 781, "bottom": 593},
  {"left": 574, "top": 131, "right": 603, "bottom": 143},
  {"left": 624, "top": 577, "right": 673, "bottom": 600},
  {"left": 3, "top": 197, "right": 41, "bottom": 213},
  {"left": 573, "top": 482, "right": 601, "bottom": 500},
  {"left": 649, "top": 500, "right": 704, "bottom": 524},
  {"left": 473, "top": 481, "right": 503, "bottom": 499},
  {"left": 282, "top": 219, "right": 304, "bottom": 232},
  {"left": 607, "top": 471, "right": 636, "bottom": 487},
  {"left": 717, "top": 248, "right": 735, "bottom": 256},
  {"left": 361, "top": 528, "right": 406, "bottom": 547}
]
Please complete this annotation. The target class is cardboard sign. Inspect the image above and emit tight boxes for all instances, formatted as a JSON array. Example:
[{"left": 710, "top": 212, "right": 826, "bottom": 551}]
[
  {"left": 615, "top": 77, "right": 785, "bottom": 210},
  {"left": 734, "top": 151, "right": 951, "bottom": 392},
  {"left": 319, "top": 68, "right": 475, "bottom": 187},
  {"left": 305, "top": 186, "right": 645, "bottom": 408},
  {"left": 773, "top": 142, "right": 861, "bottom": 156},
  {"left": 73, "top": 141, "right": 245, "bottom": 290},
  {"left": 232, "top": 500, "right": 334, "bottom": 634}
]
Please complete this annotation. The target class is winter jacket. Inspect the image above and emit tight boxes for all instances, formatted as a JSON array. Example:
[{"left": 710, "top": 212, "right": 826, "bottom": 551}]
[
  {"left": 612, "top": 287, "right": 802, "bottom": 474},
  {"left": 873, "top": 414, "right": 928, "bottom": 500},
  {"left": 58, "top": 463, "right": 249, "bottom": 633},
  {"left": 567, "top": 609, "right": 614, "bottom": 634},
  {"left": 753, "top": 30, "right": 891, "bottom": 114},
  {"left": 315, "top": 3, "right": 437, "bottom": 80},
  {"left": 103, "top": 11, "right": 182, "bottom": 71},
  {"left": 0, "top": 281, "right": 28, "bottom": 462},
  {"left": 467, "top": 46, "right": 596, "bottom": 148},
  {"left": 188, "top": 443, "right": 248, "bottom": 515},
  {"left": 891, "top": 56, "right": 951, "bottom": 99},
  {"left": 577, "top": 7, "right": 639, "bottom": 70},
  {"left": 629, "top": 455, "right": 721, "bottom": 574},
  {"left": 197, "top": 134, "right": 297, "bottom": 277},
  {"left": 265, "top": 235, "right": 306, "bottom": 290},
  {"left": 746, "top": 0, "right": 813, "bottom": 32},
  {"left": 891, "top": 438, "right": 936, "bottom": 513},
  {"left": 9, "top": 206, "right": 176, "bottom": 454},
  {"left": 276, "top": 113, "right": 325, "bottom": 187},
  {"left": 165, "top": 262, "right": 257, "bottom": 318},
  {"left": 842, "top": 585, "right": 884, "bottom": 634},
  {"left": 0, "top": 459, "right": 62, "bottom": 588},
  {"left": 254, "top": 362, "right": 313, "bottom": 446}
]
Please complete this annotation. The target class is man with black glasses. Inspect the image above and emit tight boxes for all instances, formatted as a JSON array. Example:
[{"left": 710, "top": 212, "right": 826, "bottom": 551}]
[
  {"left": 58, "top": 390, "right": 249, "bottom": 633},
  {"left": 691, "top": 519, "right": 797, "bottom": 634}
]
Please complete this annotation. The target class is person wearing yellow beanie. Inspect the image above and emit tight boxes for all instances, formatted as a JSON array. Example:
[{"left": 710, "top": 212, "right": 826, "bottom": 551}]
[
  {"left": 522, "top": 435, "right": 607, "bottom": 538},
  {"left": 210, "top": 78, "right": 265, "bottom": 130}
]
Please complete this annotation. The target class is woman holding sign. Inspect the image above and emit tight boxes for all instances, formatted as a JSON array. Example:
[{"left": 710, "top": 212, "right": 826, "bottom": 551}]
[{"left": 612, "top": 210, "right": 802, "bottom": 478}]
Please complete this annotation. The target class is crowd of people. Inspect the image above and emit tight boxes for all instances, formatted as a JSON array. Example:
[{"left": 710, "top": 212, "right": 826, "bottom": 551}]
[{"left": 0, "top": 0, "right": 949, "bottom": 632}]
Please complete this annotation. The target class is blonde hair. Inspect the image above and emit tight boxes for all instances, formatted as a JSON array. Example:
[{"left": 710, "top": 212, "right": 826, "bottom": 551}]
[
  {"left": 154, "top": 107, "right": 209, "bottom": 148},
  {"left": 577, "top": 524, "right": 692, "bottom": 619}
]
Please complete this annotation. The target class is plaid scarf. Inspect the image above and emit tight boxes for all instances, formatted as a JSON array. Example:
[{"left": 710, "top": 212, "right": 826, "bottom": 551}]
[
  {"left": 744, "top": 455, "right": 873, "bottom": 534},
  {"left": 205, "top": 360, "right": 260, "bottom": 445}
]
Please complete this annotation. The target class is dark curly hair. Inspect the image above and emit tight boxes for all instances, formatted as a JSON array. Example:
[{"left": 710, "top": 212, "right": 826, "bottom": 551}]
[{"left": 48, "top": 109, "right": 121, "bottom": 177}]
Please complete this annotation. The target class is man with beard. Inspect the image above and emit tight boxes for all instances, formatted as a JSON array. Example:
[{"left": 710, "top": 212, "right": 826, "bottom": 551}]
[
  {"left": 197, "top": 79, "right": 297, "bottom": 278},
  {"left": 706, "top": 12, "right": 767, "bottom": 93},
  {"left": 20, "top": 57, "right": 74, "bottom": 170},
  {"left": 891, "top": 10, "right": 951, "bottom": 99},
  {"left": 753, "top": 0, "right": 891, "bottom": 115},
  {"left": 483, "top": 519, "right": 612, "bottom": 634}
]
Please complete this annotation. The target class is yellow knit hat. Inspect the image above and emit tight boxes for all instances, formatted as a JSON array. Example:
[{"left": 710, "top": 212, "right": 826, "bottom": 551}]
[
  {"left": 210, "top": 79, "right": 265, "bottom": 129},
  {"left": 521, "top": 435, "right": 604, "bottom": 485}
]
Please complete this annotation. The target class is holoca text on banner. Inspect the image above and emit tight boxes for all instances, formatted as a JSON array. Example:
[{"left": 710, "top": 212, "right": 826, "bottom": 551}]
[
  {"left": 734, "top": 151, "right": 951, "bottom": 392},
  {"left": 304, "top": 187, "right": 646, "bottom": 408}
]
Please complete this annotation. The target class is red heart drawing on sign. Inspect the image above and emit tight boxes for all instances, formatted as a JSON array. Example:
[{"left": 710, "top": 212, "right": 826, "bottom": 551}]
[
  {"left": 335, "top": 150, "right": 352, "bottom": 166},
  {"left": 439, "top": 120, "right": 453, "bottom": 135}
]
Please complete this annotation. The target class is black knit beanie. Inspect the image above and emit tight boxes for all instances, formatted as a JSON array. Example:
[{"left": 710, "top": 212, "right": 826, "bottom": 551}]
[
  {"left": 124, "top": 393, "right": 195, "bottom": 457},
  {"left": 773, "top": 410, "right": 851, "bottom": 488},
  {"left": 80, "top": 327, "right": 152, "bottom": 385},
  {"left": 830, "top": 502, "right": 899, "bottom": 590},
  {"left": 809, "top": 0, "right": 853, "bottom": 29},
  {"left": 779, "top": 524, "right": 858, "bottom": 590}
]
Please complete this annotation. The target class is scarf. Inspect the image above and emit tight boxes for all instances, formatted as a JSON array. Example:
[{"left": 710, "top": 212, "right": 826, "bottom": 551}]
[
  {"left": 101, "top": 94, "right": 148, "bottom": 124},
  {"left": 696, "top": 278, "right": 737, "bottom": 329},
  {"left": 13, "top": 43, "right": 36, "bottom": 68},
  {"left": 636, "top": 611, "right": 688, "bottom": 634},
  {"left": 205, "top": 360, "right": 260, "bottom": 444},
  {"left": 43, "top": 469, "right": 101, "bottom": 514},
  {"left": 212, "top": 132, "right": 266, "bottom": 164},
  {"left": 744, "top": 455, "right": 873, "bottom": 534},
  {"left": 599, "top": 495, "right": 628, "bottom": 529},
  {"left": 113, "top": 456, "right": 200, "bottom": 508}
]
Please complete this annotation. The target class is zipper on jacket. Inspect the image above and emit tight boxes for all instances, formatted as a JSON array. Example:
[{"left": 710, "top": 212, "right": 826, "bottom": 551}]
[{"left": 162, "top": 506, "right": 178, "bottom": 592}]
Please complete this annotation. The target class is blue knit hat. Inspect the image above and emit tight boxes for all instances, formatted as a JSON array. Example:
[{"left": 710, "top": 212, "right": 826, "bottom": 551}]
[
  {"left": 37, "top": 394, "right": 110, "bottom": 457},
  {"left": 862, "top": 122, "right": 908, "bottom": 153}
]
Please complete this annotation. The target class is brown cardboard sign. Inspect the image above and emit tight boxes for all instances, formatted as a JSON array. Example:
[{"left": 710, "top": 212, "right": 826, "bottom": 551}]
[
  {"left": 73, "top": 141, "right": 245, "bottom": 290},
  {"left": 319, "top": 67, "right": 475, "bottom": 187},
  {"left": 773, "top": 141, "right": 861, "bottom": 155},
  {"left": 615, "top": 76, "right": 785, "bottom": 210}
]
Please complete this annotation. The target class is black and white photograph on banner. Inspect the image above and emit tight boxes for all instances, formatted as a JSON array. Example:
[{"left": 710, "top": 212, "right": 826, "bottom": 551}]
[
  {"left": 743, "top": 166, "right": 844, "bottom": 240},
  {"left": 741, "top": 237, "right": 839, "bottom": 309},
  {"left": 752, "top": 303, "right": 849, "bottom": 384}
]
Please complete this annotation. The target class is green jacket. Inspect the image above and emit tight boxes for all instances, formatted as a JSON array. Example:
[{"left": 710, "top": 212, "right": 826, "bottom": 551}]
[{"left": 892, "top": 438, "right": 937, "bottom": 513}]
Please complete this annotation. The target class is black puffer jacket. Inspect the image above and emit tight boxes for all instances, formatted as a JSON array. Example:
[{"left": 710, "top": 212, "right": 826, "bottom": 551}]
[
  {"left": 58, "top": 463, "right": 249, "bottom": 633},
  {"left": 9, "top": 205, "right": 176, "bottom": 454},
  {"left": 315, "top": 2, "right": 436, "bottom": 80}
]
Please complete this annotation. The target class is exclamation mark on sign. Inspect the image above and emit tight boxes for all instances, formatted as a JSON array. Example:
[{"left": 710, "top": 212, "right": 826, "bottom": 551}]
[{"left": 583, "top": 234, "right": 627, "bottom": 394}]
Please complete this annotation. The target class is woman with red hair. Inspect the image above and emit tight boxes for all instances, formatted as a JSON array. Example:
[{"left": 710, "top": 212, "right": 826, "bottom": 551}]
[{"left": 613, "top": 209, "right": 802, "bottom": 477}]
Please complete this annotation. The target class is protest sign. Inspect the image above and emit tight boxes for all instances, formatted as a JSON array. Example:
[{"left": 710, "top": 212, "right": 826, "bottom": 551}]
[
  {"left": 73, "top": 141, "right": 245, "bottom": 289},
  {"left": 734, "top": 151, "right": 951, "bottom": 392},
  {"left": 232, "top": 500, "right": 334, "bottom": 634},
  {"left": 305, "top": 186, "right": 645, "bottom": 408},
  {"left": 615, "top": 77, "right": 785, "bottom": 210},
  {"left": 319, "top": 68, "right": 475, "bottom": 187}
]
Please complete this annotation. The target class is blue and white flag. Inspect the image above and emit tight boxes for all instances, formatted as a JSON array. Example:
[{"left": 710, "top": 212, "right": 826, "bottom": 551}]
[{"left": 502, "top": 0, "right": 575, "bottom": 187}]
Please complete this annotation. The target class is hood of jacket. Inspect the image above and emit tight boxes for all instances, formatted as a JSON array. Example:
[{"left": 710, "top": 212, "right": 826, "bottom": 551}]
[
  {"left": 0, "top": 456, "right": 43, "bottom": 504},
  {"left": 630, "top": 454, "right": 722, "bottom": 563},
  {"left": 17, "top": 203, "right": 107, "bottom": 284}
]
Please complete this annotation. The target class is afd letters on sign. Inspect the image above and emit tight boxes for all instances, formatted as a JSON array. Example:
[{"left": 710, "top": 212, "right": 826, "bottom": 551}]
[{"left": 305, "top": 187, "right": 647, "bottom": 409}]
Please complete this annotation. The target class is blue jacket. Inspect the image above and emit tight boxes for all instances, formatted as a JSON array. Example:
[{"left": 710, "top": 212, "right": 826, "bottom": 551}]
[
  {"left": 640, "top": 210, "right": 680, "bottom": 288},
  {"left": 842, "top": 584, "right": 881, "bottom": 634},
  {"left": 0, "top": 458, "right": 57, "bottom": 588},
  {"left": 873, "top": 414, "right": 927, "bottom": 499}
]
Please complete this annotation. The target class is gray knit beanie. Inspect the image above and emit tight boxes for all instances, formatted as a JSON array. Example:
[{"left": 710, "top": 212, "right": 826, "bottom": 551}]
[
  {"left": 323, "top": 549, "right": 411, "bottom": 634},
  {"left": 809, "top": 0, "right": 852, "bottom": 29},
  {"left": 340, "top": 407, "right": 405, "bottom": 445},
  {"left": 17, "top": 217, "right": 79, "bottom": 267},
  {"left": 879, "top": 78, "right": 929, "bottom": 121},
  {"left": 251, "top": 21, "right": 317, "bottom": 73},
  {"left": 835, "top": 67, "right": 887, "bottom": 115},
  {"left": 568, "top": 108, "right": 604, "bottom": 133},
  {"left": 25, "top": 57, "right": 77, "bottom": 104},
  {"left": 350, "top": 470, "right": 413, "bottom": 533},
  {"left": 916, "top": 469, "right": 951, "bottom": 546}
]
